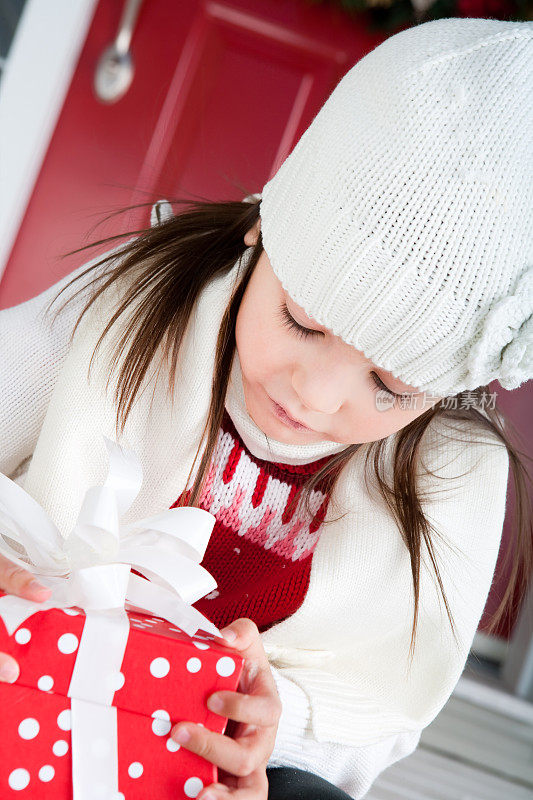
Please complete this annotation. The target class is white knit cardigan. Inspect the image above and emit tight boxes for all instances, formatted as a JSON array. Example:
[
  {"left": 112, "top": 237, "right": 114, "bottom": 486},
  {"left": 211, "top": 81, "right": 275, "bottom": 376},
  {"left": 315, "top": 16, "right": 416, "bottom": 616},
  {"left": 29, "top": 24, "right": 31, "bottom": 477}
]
[{"left": 0, "top": 205, "right": 510, "bottom": 797}]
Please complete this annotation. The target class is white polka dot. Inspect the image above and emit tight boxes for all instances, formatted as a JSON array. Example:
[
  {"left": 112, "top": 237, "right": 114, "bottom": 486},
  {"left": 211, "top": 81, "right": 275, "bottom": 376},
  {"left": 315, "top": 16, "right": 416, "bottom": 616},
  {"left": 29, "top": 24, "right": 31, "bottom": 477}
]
[
  {"left": 37, "top": 675, "right": 54, "bottom": 692},
  {"left": 8, "top": 768, "right": 30, "bottom": 790},
  {"left": 186, "top": 657, "right": 202, "bottom": 673},
  {"left": 192, "top": 641, "right": 209, "bottom": 650},
  {"left": 53, "top": 739, "right": 69, "bottom": 757},
  {"left": 151, "top": 709, "right": 171, "bottom": 736},
  {"left": 105, "top": 671, "right": 125, "bottom": 692},
  {"left": 62, "top": 608, "right": 79, "bottom": 616},
  {"left": 14, "top": 628, "right": 31, "bottom": 645},
  {"left": 91, "top": 738, "right": 111, "bottom": 758},
  {"left": 128, "top": 762, "right": 143, "bottom": 778},
  {"left": 150, "top": 657, "right": 170, "bottom": 678},
  {"left": 114, "top": 794, "right": 125, "bottom": 800},
  {"left": 152, "top": 717, "right": 171, "bottom": 736},
  {"left": 166, "top": 737, "right": 180, "bottom": 752},
  {"left": 184, "top": 776, "right": 203, "bottom": 797},
  {"left": 38, "top": 765, "right": 55, "bottom": 782},
  {"left": 57, "top": 709, "right": 71, "bottom": 731},
  {"left": 18, "top": 718, "right": 39, "bottom": 739},
  {"left": 216, "top": 656, "right": 236, "bottom": 677},
  {"left": 57, "top": 633, "right": 78, "bottom": 654}
]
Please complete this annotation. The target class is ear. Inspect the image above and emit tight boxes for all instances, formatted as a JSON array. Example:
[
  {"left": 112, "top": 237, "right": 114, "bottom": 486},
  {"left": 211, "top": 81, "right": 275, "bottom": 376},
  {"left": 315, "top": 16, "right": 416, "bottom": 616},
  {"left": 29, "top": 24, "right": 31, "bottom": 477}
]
[{"left": 244, "top": 217, "right": 261, "bottom": 247}]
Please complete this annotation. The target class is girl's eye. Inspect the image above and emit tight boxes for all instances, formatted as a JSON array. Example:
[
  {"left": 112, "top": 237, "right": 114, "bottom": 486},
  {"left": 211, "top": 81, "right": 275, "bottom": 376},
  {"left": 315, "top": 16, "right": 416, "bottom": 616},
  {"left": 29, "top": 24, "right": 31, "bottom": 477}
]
[
  {"left": 370, "top": 371, "right": 402, "bottom": 407},
  {"left": 277, "top": 302, "right": 404, "bottom": 409},
  {"left": 277, "top": 302, "right": 324, "bottom": 340}
]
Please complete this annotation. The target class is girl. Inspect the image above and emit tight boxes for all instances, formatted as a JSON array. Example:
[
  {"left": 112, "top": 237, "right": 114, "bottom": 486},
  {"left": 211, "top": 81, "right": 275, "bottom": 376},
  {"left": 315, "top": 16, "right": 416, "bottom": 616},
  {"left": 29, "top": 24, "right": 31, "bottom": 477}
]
[{"left": 0, "top": 16, "right": 532, "bottom": 800}]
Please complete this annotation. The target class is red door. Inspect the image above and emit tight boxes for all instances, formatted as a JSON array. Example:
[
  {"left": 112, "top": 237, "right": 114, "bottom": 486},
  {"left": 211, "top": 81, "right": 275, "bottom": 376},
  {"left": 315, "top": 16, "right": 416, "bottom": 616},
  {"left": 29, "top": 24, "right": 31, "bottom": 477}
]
[
  {"left": 0, "top": 0, "right": 385, "bottom": 305},
  {"left": 0, "top": 0, "right": 530, "bottom": 641}
]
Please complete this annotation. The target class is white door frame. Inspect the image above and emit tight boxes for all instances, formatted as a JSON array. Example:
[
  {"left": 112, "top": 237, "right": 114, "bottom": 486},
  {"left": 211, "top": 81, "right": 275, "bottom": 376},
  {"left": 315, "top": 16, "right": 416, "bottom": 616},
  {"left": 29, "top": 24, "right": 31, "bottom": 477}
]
[{"left": 0, "top": 0, "right": 98, "bottom": 281}]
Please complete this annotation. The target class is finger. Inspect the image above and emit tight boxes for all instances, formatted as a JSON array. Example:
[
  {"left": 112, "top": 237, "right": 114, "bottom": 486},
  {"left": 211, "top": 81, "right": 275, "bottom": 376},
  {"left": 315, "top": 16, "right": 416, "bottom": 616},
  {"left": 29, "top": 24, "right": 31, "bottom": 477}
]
[
  {"left": 215, "top": 619, "right": 262, "bottom": 654},
  {"left": 170, "top": 722, "right": 266, "bottom": 778},
  {"left": 207, "top": 689, "right": 281, "bottom": 728},
  {"left": 215, "top": 620, "right": 280, "bottom": 704},
  {"left": 198, "top": 771, "right": 269, "bottom": 800},
  {"left": 0, "top": 554, "right": 51, "bottom": 601},
  {"left": 197, "top": 784, "right": 230, "bottom": 800},
  {"left": 239, "top": 656, "right": 279, "bottom": 697},
  {"left": 215, "top": 620, "right": 273, "bottom": 686},
  {"left": 0, "top": 654, "right": 20, "bottom": 684}
]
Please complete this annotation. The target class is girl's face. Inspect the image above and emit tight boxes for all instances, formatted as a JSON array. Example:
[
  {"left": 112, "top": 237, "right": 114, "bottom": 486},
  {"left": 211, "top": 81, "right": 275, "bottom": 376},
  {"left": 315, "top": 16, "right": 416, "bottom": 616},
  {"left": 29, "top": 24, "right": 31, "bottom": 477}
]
[{"left": 235, "top": 219, "right": 443, "bottom": 445}]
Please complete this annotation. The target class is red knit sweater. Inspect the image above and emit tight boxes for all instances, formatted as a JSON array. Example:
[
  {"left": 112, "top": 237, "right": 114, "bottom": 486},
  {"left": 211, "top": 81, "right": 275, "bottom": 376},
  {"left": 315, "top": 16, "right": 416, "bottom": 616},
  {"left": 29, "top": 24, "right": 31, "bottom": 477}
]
[{"left": 170, "top": 409, "right": 337, "bottom": 633}]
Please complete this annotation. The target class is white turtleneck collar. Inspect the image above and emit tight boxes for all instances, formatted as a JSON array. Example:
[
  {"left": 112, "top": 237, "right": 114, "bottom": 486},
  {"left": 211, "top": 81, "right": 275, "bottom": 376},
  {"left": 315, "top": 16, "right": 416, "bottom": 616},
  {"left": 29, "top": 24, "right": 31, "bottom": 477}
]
[{"left": 224, "top": 350, "right": 350, "bottom": 465}]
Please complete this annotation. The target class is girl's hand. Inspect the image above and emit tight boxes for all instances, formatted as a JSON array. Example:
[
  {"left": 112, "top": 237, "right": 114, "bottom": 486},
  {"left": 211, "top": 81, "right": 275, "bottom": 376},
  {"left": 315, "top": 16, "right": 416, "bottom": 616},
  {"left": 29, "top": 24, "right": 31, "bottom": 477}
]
[
  {"left": 0, "top": 553, "right": 52, "bottom": 683},
  {"left": 170, "top": 618, "right": 282, "bottom": 800}
]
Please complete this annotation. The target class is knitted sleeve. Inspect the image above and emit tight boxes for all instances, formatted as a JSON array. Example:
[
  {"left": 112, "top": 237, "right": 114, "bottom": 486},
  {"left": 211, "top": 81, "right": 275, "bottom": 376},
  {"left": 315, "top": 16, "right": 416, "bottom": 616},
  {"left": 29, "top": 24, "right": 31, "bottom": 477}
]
[
  {"left": 0, "top": 261, "right": 100, "bottom": 480},
  {"left": 268, "top": 666, "right": 421, "bottom": 798},
  {"left": 261, "top": 416, "right": 510, "bottom": 756},
  {"left": 0, "top": 239, "right": 135, "bottom": 481}
]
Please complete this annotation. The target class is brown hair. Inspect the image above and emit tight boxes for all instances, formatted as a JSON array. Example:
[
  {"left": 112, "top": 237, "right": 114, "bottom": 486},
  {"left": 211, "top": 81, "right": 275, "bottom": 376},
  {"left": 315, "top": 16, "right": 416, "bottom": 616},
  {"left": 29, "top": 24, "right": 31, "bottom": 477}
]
[{"left": 45, "top": 195, "right": 533, "bottom": 662}]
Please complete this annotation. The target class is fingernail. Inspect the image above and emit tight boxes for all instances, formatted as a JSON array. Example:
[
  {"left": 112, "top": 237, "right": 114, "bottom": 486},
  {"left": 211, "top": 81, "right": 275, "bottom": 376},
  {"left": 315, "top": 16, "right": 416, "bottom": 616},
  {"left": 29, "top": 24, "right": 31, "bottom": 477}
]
[
  {"left": 28, "top": 580, "right": 51, "bottom": 596},
  {"left": 0, "top": 662, "right": 19, "bottom": 683},
  {"left": 207, "top": 694, "right": 223, "bottom": 712},
  {"left": 203, "top": 794, "right": 217, "bottom": 800},
  {"left": 220, "top": 627, "right": 236, "bottom": 643},
  {"left": 173, "top": 726, "right": 190, "bottom": 744}
]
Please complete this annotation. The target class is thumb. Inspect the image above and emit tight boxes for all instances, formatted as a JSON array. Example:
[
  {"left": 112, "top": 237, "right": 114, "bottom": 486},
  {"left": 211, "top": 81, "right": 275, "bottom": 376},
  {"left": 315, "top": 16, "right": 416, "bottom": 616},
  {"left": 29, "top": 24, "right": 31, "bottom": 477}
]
[{"left": 216, "top": 618, "right": 262, "bottom": 653}]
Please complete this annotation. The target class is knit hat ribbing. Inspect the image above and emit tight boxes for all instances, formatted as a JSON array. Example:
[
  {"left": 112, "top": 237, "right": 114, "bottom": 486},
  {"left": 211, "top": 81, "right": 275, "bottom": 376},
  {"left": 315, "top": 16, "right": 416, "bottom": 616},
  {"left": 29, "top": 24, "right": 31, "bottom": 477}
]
[{"left": 258, "top": 18, "right": 533, "bottom": 397}]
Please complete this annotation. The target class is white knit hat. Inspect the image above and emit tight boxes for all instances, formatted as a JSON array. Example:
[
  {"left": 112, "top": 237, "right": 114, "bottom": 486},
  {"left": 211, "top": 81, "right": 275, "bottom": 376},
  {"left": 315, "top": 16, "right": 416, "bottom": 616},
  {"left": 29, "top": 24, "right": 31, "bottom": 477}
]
[{"left": 258, "top": 18, "right": 533, "bottom": 397}]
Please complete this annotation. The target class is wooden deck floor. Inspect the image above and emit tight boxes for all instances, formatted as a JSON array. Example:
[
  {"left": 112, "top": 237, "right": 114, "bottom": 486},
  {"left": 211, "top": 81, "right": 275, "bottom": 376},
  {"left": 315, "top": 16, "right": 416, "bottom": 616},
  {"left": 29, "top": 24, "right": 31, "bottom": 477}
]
[{"left": 367, "top": 657, "right": 533, "bottom": 799}]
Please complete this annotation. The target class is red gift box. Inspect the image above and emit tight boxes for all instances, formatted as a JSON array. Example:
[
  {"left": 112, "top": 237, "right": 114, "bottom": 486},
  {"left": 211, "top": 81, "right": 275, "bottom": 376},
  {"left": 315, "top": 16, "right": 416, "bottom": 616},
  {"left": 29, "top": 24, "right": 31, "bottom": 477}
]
[{"left": 0, "top": 593, "right": 244, "bottom": 798}]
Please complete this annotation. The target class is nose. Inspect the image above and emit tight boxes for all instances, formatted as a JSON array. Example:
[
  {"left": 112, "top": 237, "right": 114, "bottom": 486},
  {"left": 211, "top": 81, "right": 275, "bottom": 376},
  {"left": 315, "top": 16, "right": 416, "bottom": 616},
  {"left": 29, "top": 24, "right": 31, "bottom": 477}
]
[{"left": 291, "top": 362, "right": 348, "bottom": 416}]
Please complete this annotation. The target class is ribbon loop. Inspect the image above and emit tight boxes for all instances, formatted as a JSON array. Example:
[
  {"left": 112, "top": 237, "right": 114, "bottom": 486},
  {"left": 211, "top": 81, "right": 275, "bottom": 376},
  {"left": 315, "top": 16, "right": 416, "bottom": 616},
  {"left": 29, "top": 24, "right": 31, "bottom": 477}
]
[{"left": 0, "top": 434, "right": 220, "bottom": 637}]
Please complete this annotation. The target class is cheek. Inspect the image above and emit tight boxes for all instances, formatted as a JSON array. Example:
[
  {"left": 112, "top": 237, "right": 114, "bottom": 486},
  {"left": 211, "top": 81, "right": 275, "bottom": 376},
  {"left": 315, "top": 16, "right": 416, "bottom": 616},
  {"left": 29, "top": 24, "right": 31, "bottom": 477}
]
[
  {"left": 236, "top": 297, "right": 289, "bottom": 379},
  {"left": 365, "top": 403, "right": 428, "bottom": 440},
  {"left": 342, "top": 404, "right": 422, "bottom": 444}
]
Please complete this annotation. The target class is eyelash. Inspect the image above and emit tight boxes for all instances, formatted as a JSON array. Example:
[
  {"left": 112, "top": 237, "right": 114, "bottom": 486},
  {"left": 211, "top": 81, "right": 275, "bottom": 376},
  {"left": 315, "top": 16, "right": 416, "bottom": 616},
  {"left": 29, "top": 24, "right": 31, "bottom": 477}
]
[
  {"left": 370, "top": 372, "right": 401, "bottom": 407},
  {"left": 277, "top": 302, "right": 323, "bottom": 340},
  {"left": 278, "top": 302, "right": 402, "bottom": 406}
]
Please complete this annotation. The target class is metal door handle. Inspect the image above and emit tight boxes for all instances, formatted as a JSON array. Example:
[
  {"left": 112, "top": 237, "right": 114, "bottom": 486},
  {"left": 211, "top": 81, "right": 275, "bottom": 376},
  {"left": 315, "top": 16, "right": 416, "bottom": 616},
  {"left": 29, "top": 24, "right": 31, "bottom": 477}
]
[{"left": 94, "top": 0, "right": 144, "bottom": 104}]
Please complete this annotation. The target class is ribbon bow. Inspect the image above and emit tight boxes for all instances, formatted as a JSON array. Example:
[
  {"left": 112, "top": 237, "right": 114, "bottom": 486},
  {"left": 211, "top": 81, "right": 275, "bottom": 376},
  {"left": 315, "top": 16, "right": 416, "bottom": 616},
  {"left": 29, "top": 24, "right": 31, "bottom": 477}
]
[
  {"left": 465, "top": 266, "right": 533, "bottom": 391},
  {"left": 0, "top": 437, "right": 225, "bottom": 799},
  {"left": 0, "top": 435, "right": 220, "bottom": 638}
]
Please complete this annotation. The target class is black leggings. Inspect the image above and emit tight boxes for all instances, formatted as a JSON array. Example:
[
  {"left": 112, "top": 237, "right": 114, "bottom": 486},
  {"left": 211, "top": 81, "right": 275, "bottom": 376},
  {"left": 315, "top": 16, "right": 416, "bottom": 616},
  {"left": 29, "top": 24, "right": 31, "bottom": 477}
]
[{"left": 266, "top": 767, "right": 352, "bottom": 799}]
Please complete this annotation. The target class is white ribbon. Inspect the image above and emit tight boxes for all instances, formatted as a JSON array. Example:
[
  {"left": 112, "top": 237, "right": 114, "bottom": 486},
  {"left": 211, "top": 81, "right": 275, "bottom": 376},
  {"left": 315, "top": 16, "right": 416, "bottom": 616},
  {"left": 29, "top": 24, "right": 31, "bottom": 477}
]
[
  {"left": 0, "top": 435, "right": 222, "bottom": 800},
  {"left": 0, "top": 434, "right": 220, "bottom": 637}
]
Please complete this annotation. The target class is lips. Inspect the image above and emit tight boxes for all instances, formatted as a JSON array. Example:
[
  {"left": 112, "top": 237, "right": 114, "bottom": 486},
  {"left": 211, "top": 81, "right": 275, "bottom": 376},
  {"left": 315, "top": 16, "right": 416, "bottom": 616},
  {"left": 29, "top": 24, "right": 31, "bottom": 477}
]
[
  {"left": 271, "top": 397, "right": 312, "bottom": 431},
  {"left": 279, "top": 404, "right": 308, "bottom": 428}
]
